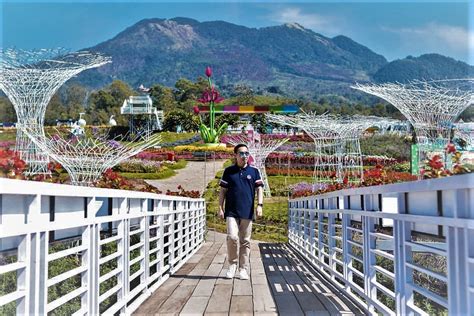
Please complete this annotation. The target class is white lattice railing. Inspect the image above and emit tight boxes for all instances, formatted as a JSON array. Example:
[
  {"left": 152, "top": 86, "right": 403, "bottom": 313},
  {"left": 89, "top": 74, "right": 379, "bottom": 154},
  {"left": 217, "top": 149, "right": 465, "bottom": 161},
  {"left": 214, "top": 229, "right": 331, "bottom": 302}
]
[
  {"left": 0, "top": 178, "right": 206, "bottom": 315},
  {"left": 288, "top": 174, "right": 474, "bottom": 315}
]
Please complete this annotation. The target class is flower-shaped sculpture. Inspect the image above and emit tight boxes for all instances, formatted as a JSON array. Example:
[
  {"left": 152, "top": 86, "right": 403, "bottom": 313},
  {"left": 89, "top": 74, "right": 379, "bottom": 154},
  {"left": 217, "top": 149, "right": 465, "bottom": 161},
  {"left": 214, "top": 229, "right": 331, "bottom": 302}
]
[
  {"left": 0, "top": 48, "right": 111, "bottom": 174},
  {"left": 196, "top": 67, "right": 228, "bottom": 143},
  {"left": 21, "top": 127, "right": 161, "bottom": 186},
  {"left": 266, "top": 113, "right": 394, "bottom": 186},
  {"left": 353, "top": 79, "right": 474, "bottom": 177}
]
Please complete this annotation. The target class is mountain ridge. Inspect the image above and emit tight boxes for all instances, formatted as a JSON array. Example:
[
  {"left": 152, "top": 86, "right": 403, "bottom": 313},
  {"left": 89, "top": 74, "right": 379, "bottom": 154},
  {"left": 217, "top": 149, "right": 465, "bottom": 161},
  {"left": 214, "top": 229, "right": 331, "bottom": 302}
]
[{"left": 76, "top": 18, "right": 473, "bottom": 100}]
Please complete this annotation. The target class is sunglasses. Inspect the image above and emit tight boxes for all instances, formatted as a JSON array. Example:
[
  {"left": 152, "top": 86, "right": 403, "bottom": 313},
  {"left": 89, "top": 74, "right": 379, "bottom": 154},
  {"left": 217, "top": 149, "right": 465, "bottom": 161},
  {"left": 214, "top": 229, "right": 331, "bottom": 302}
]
[{"left": 238, "top": 151, "right": 250, "bottom": 157}]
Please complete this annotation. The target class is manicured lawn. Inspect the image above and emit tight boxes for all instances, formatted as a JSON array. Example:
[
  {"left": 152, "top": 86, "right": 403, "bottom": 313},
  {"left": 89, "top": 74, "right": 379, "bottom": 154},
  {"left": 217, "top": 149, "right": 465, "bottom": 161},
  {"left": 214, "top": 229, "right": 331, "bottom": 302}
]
[
  {"left": 119, "top": 169, "right": 176, "bottom": 180},
  {"left": 0, "top": 129, "right": 16, "bottom": 142},
  {"left": 159, "top": 131, "right": 198, "bottom": 144},
  {"left": 118, "top": 160, "right": 187, "bottom": 180}
]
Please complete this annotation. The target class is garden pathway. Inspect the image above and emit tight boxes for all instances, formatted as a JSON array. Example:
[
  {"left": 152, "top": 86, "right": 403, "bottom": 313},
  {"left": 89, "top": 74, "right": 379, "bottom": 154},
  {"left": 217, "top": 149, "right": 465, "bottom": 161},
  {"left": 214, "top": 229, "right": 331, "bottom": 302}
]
[
  {"left": 146, "top": 160, "right": 227, "bottom": 195},
  {"left": 134, "top": 231, "right": 365, "bottom": 315}
]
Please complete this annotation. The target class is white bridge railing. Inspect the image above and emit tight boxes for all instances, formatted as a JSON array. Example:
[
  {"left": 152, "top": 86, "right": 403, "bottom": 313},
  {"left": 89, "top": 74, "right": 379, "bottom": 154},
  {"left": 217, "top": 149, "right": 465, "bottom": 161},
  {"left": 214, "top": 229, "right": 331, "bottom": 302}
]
[
  {"left": 288, "top": 174, "right": 474, "bottom": 316},
  {"left": 0, "top": 178, "right": 206, "bottom": 315}
]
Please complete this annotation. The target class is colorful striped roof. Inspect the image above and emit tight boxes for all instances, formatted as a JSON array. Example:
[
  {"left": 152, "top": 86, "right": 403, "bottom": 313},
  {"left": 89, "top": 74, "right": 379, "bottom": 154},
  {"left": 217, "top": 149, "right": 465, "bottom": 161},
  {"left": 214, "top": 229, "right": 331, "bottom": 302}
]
[{"left": 197, "top": 104, "right": 298, "bottom": 114}]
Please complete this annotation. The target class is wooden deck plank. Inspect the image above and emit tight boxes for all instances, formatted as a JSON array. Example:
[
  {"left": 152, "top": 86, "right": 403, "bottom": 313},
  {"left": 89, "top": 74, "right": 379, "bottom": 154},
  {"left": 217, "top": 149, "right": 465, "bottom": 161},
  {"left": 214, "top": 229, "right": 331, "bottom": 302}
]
[
  {"left": 203, "top": 263, "right": 222, "bottom": 277},
  {"left": 282, "top": 243, "right": 366, "bottom": 315},
  {"left": 215, "top": 263, "right": 233, "bottom": 285},
  {"left": 180, "top": 296, "right": 210, "bottom": 316},
  {"left": 252, "top": 284, "right": 278, "bottom": 313},
  {"left": 266, "top": 274, "right": 293, "bottom": 296},
  {"left": 273, "top": 294, "right": 304, "bottom": 316},
  {"left": 264, "top": 243, "right": 335, "bottom": 316},
  {"left": 293, "top": 292, "right": 331, "bottom": 315},
  {"left": 205, "top": 284, "right": 233, "bottom": 314},
  {"left": 230, "top": 295, "right": 253, "bottom": 315},
  {"left": 135, "top": 232, "right": 365, "bottom": 316},
  {"left": 192, "top": 278, "right": 217, "bottom": 297},
  {"left": 232, "top": 278, "right": 252, "bottom": 296},
  {"left": 135, "top": 276, "right": 181, "bottom": 314},
  {"left": 157, "top": 285, "right": 195, "bottom": 314},
  {"left": 251, "top": 274, "right": 268, "bottom": 285}
]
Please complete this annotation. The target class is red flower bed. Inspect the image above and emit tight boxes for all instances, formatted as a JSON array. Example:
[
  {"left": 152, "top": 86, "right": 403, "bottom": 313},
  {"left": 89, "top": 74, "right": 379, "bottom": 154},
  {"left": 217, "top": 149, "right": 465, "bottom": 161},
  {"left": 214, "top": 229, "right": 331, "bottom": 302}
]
[
  {"left": 289, "top": 164, "right": 417, "bottom": 198},
  {"left": 265, "top": 153, "right": 400, "bottom": 168},
  {"left": 0, "top": 149, "right": 26, "bottom": 179}
]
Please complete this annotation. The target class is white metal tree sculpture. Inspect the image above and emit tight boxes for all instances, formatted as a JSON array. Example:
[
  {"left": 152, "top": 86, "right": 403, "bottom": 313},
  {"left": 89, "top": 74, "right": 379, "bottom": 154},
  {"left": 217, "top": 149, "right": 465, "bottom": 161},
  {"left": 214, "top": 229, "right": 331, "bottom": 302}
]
[
  {"left": 227, "top": 132, "right": 289, "bottom": 197},
  {"left": 267, "top": 113, "right": 391, "bottom": 186},
  {"left": 21, "top": 127, "right": 161, "bottom": 186},
  {"left": 266, "top": 113, "right": 343, "bottom": 186},
  {"left": 352, "top": 80, "right": 474, "bottom": 171},
  {"left": 296, "top": 113, "right": 375, "bottom": 185},
  {"left": 0, "top": 48, "right": 111, "bottom": 174},
  {"left": 338, "top": 115, "right": 396, "bottom": 183}
]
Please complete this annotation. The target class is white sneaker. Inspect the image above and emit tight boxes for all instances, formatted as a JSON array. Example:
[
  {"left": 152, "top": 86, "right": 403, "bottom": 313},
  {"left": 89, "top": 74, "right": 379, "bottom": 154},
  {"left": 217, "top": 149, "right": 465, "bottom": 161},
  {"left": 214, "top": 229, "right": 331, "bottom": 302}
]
[
  {"left": 226, "top": 264, "right": 237, "bottom": 279},
  {"left": 239, "top": 268, "right": 249, "bottom": 280}
]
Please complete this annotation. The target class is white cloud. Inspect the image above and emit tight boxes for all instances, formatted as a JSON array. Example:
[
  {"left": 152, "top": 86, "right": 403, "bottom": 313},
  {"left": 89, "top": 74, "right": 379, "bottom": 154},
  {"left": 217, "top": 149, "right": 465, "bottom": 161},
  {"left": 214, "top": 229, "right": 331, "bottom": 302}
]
[
  {"left": 268, "top": 7, "right": 342, "bottom": 36},
  {"left": 383, "top": 23, "right": 474, "bottom": 63}
]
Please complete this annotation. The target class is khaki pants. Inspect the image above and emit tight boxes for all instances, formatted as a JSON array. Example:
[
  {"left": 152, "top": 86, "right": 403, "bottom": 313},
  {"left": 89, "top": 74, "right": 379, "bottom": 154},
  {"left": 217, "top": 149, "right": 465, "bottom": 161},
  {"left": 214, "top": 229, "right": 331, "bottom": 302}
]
[{"left": 226, "top": 217, "right": 252, "bottom": 270}]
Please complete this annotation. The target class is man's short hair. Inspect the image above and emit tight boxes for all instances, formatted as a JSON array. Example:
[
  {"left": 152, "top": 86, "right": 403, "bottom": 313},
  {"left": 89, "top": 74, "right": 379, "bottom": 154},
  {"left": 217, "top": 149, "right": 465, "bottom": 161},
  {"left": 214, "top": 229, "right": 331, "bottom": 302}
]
[{"left": 233, "top": 143, "right": 248, "bottom": 154}]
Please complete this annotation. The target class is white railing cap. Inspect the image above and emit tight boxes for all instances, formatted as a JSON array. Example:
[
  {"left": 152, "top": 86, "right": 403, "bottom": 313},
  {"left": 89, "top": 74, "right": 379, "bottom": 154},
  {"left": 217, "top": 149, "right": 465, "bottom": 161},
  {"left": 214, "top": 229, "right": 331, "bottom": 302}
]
[
  {"left": 0, "top": 178, "right": 204, "bottom": 201},
  {"left": 290, "top": 173, "right": 474, "bottom": 202}
]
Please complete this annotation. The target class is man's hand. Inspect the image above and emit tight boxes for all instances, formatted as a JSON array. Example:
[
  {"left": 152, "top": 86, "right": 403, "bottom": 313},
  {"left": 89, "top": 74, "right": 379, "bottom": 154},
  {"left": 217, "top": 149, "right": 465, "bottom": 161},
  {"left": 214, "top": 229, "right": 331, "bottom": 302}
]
[
  {"left": 218, "top": 209, "right": 224, "bottom": 219},
  {"left": 256, "top": 205, "right": 263, "bottom": 218}
]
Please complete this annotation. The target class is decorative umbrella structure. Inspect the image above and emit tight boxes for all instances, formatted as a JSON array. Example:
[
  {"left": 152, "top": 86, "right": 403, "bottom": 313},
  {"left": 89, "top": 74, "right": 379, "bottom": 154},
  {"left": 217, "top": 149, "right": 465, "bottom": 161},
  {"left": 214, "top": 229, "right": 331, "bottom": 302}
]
[
  {"left": 21, "top": 127, "right": 161, "bottom": 186},
  {"left": 227, "top": 132, "right": 289, "bottom": 197},
  {"left": 352, "top": 79, "right": 474, "bottom": 174},
  {"left": 0, "top": 48, "right": 111, "bottom": 174},
  {"left": 267, "top": 113, "right": 395, "bottom": 187}
]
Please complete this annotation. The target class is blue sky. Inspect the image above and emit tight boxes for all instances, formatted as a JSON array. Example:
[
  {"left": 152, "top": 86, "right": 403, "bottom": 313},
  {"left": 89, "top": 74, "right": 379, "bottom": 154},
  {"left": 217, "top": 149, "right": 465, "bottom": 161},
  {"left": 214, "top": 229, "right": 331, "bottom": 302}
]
[{"left": 1, "top": 1, "right": 473, "bottom": 65}]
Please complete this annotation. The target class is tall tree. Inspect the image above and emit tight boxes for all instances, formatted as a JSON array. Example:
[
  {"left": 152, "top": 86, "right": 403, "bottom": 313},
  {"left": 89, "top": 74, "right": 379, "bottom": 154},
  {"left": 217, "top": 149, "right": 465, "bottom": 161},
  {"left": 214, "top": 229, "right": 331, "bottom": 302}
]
[
  {"left": 45, "top": 93, "right": 68, "bottom": 125},
  {"left": 87, "top": 80, "right": 134, "bottom": 125},
  {"left": 0, "top": 97, "right": 16, "bottom": 123},
  {"left": 149, "top": 84, "right": 176, "bottom": 112},
  {"left": 162, "top": 110, "right": 199, "bottom": 132}
]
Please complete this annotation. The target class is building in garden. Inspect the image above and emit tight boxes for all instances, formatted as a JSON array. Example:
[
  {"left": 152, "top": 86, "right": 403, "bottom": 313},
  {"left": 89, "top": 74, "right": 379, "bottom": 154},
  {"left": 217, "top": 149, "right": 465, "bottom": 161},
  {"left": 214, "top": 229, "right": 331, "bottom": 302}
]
[{"left": 121, "top": 95, "right": 163, "bottom": 138}]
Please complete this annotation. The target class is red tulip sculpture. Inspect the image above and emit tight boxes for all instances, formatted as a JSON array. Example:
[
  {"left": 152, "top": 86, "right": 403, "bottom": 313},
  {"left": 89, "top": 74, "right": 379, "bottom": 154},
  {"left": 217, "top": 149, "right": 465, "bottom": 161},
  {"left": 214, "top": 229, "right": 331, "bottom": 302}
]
[{"left": 196, "top": 67, "right": 228, "bottom": 143}]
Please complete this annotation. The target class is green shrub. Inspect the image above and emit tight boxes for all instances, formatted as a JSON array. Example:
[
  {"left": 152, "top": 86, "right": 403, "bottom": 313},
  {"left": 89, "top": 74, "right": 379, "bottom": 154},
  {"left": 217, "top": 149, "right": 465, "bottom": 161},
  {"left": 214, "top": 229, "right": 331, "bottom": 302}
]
[
  {"left": 158, "top": 132, "right": 198, "bottom": 144},
  {"left": 163, "top": 159, "right": 187, "bottom": 170},
  {"left": 389, "top": 162, "right": 411, "bottom": 173},
  {"left": 120, "top": 167, "right": 176, "bottom": 180},
  {"left": 360, "top": 134, "right": 411, "bottom": 161}
]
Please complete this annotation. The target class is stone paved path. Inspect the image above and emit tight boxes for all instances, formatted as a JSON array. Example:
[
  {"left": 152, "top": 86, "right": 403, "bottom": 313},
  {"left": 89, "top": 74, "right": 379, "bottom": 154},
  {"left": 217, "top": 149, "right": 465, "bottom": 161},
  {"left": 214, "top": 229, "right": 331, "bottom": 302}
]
[{"left": 146, "top": 160, "right": 227, "bottom": 195}]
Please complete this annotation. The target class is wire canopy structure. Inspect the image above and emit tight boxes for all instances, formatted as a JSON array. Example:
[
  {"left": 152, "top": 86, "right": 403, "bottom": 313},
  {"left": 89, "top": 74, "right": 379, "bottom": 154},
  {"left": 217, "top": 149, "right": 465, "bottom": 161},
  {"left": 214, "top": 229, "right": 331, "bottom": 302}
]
[
  {"left": 21, "top": 127, "right": 161, "bottom": 186},
  {"left": 267, "top": 113, "right": 394, "bottom": 187},
  {"left": 227, "top": 132, "right": 289, "bottom": 197},
  {"left": 352, "top": 80, "right": 474, "bottom": 171},
  {"left": 0, "top": 48, "right": 111, "bottom": 174}
]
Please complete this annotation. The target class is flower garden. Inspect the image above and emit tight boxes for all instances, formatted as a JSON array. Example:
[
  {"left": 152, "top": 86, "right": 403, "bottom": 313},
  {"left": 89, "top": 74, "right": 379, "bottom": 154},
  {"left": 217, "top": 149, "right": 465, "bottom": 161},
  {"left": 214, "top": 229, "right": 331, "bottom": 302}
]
[{"left": 2, "top": 124, "right": 472, "bottom": 244}]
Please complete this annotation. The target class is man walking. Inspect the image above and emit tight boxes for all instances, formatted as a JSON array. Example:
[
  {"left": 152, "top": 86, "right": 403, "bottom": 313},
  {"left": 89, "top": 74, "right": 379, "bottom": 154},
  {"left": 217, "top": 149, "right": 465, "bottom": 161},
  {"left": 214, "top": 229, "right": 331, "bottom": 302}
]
[{"left": 219, "top": 144, "right": 264, "bottom": 280}]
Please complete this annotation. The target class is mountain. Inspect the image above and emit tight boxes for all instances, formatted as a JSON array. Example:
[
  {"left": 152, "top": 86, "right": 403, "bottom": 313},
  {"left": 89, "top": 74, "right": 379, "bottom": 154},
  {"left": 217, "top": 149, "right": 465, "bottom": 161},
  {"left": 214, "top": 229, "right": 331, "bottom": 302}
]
[
  {"left": 77, "top": 18, "right": 387, "bottom": 99},
  {"left": 76, "top": 18, "right": 472, "bottom": 100},
  {"left": 373, "top": 54, "right": 474, "bottom": 83}
]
